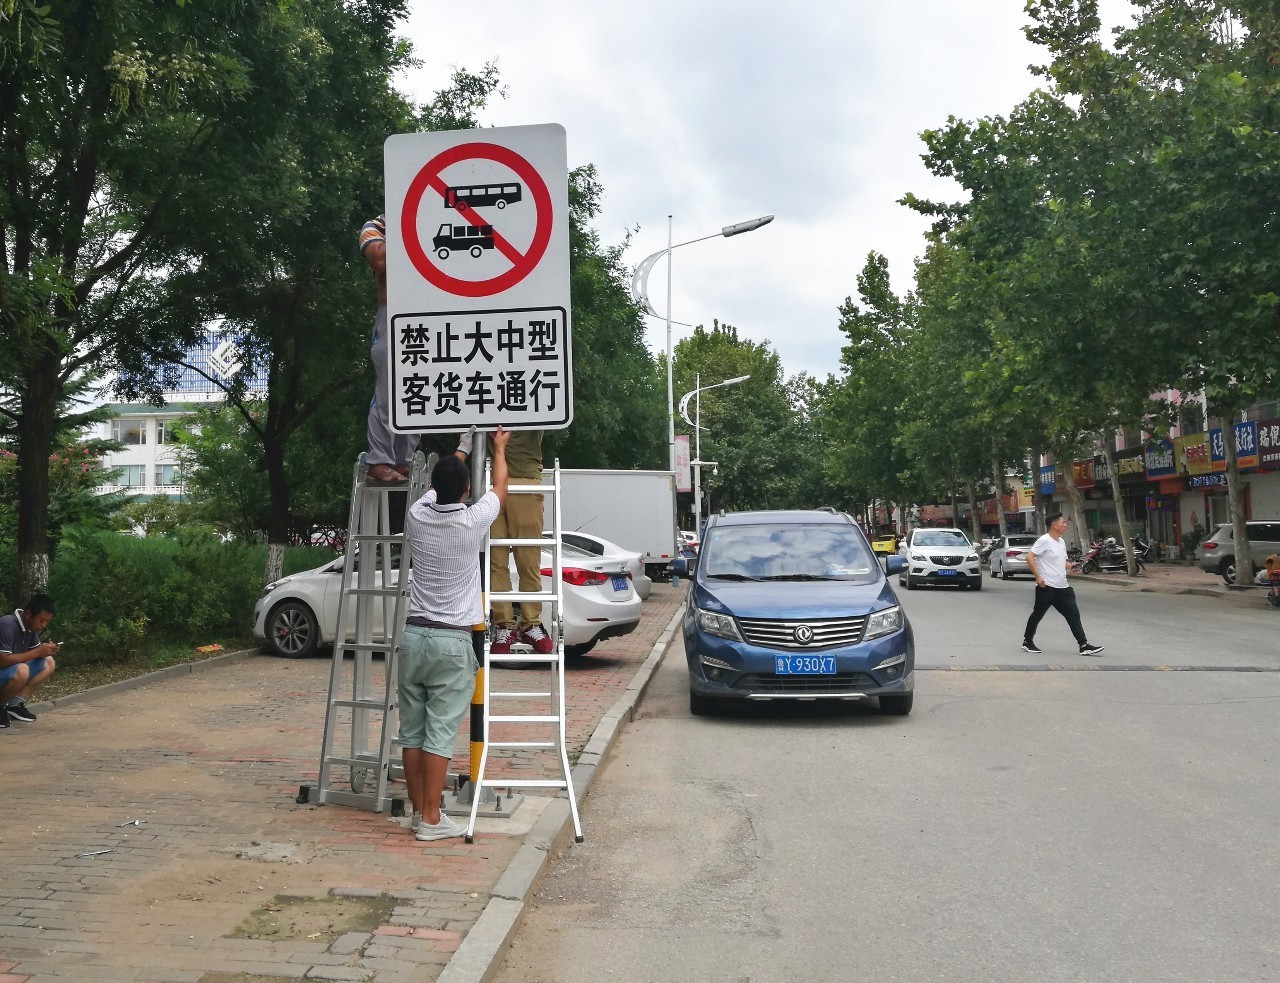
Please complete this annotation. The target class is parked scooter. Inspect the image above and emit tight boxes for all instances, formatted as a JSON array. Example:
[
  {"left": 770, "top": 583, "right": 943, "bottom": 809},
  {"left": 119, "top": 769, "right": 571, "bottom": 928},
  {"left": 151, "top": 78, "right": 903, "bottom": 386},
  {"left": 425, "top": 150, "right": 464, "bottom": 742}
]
[{"left": 1080, "top": 536, "right": 1147, "bottom": 574}]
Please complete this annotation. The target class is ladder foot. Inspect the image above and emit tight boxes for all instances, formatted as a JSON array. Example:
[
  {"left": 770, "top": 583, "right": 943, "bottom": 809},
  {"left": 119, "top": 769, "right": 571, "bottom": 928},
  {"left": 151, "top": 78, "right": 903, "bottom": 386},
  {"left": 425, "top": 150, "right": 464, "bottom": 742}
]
[
  {"left": 574, "top": 835, "right": 584, "bottom": 844},
  {"left": 296, "top": 785, "right": 312, "bottom": 804},
  {"left": 465, "top": 835, "right": 475, "bottom": 845},
  {"left": 390, "top": 798, "right": 406, "bottom": 817}
]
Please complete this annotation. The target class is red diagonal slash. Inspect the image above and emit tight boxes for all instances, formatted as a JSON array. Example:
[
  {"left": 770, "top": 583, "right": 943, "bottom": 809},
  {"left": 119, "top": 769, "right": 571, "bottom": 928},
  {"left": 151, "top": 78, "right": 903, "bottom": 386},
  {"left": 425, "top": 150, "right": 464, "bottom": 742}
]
[{"left": 424, "top": 175, "right": 525, "bottom": 266}]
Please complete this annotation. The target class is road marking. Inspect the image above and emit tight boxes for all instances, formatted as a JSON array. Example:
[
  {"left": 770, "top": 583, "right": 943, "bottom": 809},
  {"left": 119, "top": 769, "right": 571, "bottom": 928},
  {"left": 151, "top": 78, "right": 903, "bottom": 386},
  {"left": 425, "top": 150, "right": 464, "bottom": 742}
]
[{"left": 919, "top": 665, "right": 1280, "bottom": 673}]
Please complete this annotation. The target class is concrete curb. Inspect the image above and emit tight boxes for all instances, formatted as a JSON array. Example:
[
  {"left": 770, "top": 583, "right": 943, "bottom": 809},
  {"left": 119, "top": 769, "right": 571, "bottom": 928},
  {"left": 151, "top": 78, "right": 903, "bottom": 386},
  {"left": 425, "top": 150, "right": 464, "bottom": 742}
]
[
  {"left": 27, "top": 646, "right": 262, "bottom": 715},
  {"left": 436, "top": 602, "right": 686, "bottom": 983},
  {"left": 1078, "top": 574, "right": 1266, "bottom": 602}
]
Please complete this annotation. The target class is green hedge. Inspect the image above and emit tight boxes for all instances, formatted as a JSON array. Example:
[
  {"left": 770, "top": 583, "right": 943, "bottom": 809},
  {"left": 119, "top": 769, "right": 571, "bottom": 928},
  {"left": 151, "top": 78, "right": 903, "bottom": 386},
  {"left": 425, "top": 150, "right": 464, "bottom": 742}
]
[{"left": 43, "top": 528, "right": 334, "bottom": 659}]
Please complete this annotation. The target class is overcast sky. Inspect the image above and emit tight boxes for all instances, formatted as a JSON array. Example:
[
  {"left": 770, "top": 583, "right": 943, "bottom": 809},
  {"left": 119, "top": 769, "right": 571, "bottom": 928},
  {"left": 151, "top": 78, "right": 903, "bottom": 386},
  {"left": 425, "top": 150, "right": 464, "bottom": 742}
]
[{"left": 400, "top": 1, "right": 1135, "bottom": 382}]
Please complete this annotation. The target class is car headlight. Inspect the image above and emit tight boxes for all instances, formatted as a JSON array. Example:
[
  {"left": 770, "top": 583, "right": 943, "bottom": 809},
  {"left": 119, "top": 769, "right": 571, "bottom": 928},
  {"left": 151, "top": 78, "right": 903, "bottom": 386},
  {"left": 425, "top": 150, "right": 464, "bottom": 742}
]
[
  {"left": 696, "top": 608, "right": 742, "bottom": 641},
  {"left": 966, "top": 554, "right": 979, "bottom": 563},
  {"left": 910, "top": 553, "right": 926, "bottom": 562},
  {"left": 864, "top": 605, "right": 903, "bottom": 640},
  {"left": 259, "top": 582, "right": 282, "bottom": 598}
]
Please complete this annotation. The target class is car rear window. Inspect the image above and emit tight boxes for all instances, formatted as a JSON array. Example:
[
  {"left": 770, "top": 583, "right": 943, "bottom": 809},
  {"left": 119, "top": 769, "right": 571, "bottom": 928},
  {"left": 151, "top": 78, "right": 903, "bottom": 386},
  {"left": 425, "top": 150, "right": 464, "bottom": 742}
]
[
  {"left": 1008, "top": 536, "right": 1038, "bottom": 547},
  {"left": 702, "top": 523, "right": 879, "bottom": 583}
]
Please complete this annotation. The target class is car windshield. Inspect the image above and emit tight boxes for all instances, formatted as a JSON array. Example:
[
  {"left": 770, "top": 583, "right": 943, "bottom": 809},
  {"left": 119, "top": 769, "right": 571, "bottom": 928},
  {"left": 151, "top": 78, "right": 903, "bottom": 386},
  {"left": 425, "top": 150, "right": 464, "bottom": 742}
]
[
  {"left": 914, "top": 531, "right": 970, "bottom": 547},
  {"left": 1008, "top": 536, "right": 1038, "bottom": 547},
  {"left": 701, "top": 522, "right": 879, "bottom": 583}
]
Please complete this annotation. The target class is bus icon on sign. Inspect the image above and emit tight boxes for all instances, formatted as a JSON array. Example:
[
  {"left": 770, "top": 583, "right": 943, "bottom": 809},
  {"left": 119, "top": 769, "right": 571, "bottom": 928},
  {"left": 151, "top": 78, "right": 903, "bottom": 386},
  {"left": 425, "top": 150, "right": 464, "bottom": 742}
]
[
  {"left": 445, "top": 183, "right": 523, "bottom": 210},
  {"left": 433, "top": 223, "right": 495, "bottom": 260}
]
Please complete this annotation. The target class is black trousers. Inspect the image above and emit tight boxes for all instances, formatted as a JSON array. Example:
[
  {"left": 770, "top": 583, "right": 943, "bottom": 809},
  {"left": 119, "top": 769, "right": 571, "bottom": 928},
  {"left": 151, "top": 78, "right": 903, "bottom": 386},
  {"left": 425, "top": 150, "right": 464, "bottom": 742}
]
[{"left": 1024, "top": 585, "right": 1087, "bottom": 645}]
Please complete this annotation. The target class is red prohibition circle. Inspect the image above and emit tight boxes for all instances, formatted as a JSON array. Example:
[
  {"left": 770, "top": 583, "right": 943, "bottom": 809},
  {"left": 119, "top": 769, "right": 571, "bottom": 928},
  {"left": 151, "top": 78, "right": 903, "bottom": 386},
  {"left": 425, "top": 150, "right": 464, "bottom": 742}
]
[{"left": 401, "top": 142, "right": 553, "bottom": 298}]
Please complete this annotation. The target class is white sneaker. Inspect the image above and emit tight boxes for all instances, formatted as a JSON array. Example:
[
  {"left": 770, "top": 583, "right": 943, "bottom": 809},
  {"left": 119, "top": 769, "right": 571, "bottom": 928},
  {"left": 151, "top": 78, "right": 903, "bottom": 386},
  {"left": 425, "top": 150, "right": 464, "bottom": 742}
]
[{"left": 415, "top": 813, "right": 468, "bottom": 841}]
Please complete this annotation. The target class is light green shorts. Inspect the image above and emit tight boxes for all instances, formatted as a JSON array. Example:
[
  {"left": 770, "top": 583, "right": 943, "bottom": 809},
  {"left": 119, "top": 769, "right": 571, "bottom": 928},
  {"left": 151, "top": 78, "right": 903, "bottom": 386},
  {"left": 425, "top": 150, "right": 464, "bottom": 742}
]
[{"left": 396, "top": 626, "right": 477, "bottom": 758}]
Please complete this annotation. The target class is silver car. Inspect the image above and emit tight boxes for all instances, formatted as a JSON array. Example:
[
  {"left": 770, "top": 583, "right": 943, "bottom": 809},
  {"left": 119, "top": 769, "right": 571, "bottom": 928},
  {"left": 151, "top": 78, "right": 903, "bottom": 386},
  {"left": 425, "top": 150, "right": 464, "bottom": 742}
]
[
  {"left": 988, "top": 534, "right": 1039, "bottom": 580},
  {"left": 898, "top": 528, "right": 982, "bottom": 590}
]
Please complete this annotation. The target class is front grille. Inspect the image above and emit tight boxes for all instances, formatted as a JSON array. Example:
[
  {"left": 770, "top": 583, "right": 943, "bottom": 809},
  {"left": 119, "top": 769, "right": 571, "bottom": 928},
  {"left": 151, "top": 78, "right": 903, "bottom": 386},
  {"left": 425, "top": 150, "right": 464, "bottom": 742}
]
[
  {"left": 931, "top": 554, "right": 964, "bottom": 566},
  {"left": 737, "top": 616, "right": 866, "bottom": 650},
  {"left": 736, "top": 672, "right": 878, "bottom": 694}
]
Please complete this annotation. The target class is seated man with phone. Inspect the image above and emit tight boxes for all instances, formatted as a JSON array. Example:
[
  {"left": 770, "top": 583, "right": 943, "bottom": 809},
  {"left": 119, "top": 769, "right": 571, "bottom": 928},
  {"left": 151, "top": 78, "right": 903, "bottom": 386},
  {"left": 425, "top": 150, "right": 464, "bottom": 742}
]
[{"left": 0, "top": 593, "right": 59, "bottom": 727}]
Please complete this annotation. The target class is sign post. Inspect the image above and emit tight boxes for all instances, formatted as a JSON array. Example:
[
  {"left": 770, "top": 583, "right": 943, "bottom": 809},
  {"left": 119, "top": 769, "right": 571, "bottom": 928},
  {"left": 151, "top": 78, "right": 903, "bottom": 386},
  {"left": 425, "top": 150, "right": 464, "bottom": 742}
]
[{"left": 384, "top": 124, "right": 571, "bottom": 433}]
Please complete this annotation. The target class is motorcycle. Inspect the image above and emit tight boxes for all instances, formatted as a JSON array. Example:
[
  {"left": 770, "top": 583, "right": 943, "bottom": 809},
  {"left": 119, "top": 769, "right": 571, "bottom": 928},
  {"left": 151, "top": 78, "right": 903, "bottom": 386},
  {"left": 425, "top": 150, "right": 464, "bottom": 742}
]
[{"left": 1080, "top": 536, "right": 1147, "bottom": 574}]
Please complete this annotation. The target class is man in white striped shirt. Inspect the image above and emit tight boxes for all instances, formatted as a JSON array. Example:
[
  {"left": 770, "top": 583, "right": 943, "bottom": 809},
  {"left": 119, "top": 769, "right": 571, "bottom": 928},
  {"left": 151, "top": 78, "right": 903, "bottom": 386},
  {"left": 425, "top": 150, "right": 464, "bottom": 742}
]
[{"left": 399, "top": 426, "right": 509, "bottom": 840}]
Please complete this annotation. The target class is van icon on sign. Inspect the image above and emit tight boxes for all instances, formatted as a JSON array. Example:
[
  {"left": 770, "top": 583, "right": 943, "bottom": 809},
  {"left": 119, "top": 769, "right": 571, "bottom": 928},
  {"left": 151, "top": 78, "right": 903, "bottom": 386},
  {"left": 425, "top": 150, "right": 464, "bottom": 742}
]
[{"left": 433, "top": 223, "right": 495, "bottom": 260}]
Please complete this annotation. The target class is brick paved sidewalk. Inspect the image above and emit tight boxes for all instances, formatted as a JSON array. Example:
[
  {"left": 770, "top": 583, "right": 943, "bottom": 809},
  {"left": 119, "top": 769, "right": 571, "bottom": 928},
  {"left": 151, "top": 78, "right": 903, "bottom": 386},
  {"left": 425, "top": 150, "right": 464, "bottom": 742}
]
[{"left": 0, "top": 582, "right": 687, "bottom": 983}]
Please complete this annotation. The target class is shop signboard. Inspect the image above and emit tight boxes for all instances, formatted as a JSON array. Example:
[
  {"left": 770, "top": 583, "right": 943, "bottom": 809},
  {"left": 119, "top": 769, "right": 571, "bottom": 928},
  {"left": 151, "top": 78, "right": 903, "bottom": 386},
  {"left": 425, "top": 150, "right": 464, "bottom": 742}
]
[
  {"left": 1179, "top": 433, "right": 1213, "bottom": 475},
  {"left": 1188, "top": 473, "right": 1228, "bottom": 489},
  {"left": 1258, "top": 418, "right": 1280, "bottom": 471},
  {"left": 1115, "top": 449, "right": 1146, "bottom": 484},
  {"left": 1072, "top": 458, "right": 1096, "bottom": 490},
  {"left": 1235, "top": 421, "right": 1258, "bottom": 470},
  {"left": 1144, "top": 438, "right": 1175, "bottom": 478},
  {"left": 1039, "top": 465, "right": 1055, "bottom": 496}
]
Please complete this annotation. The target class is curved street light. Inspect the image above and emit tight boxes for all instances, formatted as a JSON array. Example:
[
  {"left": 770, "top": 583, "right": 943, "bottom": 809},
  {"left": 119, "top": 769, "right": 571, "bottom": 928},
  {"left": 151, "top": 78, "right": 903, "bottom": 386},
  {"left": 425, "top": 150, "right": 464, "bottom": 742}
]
[
  {"left": 679, "top": 373, "right": 751, "bottom": 542},
  {"left": 629, "top": 215, "right": 774, "bottom": 472}
]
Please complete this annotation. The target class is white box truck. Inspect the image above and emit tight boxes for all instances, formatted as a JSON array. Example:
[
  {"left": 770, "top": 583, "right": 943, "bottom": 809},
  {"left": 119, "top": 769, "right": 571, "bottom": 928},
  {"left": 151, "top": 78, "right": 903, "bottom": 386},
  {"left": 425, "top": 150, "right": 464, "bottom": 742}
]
[{"left": 547, "top": 469, "right": 679, "bottom": 577}]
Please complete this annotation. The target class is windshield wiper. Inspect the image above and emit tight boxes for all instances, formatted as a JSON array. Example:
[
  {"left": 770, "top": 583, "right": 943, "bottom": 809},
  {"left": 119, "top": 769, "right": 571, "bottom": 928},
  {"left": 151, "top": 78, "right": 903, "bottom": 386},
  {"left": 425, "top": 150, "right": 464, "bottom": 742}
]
[
  {"left": 757, "top": 573, "right": 825, "bottom": 581},
  {"left": 707, "top": 572, "right": 761, "bottom": 581}
]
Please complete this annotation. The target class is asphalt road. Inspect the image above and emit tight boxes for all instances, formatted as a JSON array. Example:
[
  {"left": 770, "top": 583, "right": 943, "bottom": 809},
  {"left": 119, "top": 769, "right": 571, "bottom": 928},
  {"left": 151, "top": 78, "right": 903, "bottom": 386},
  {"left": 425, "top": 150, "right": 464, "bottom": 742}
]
[{"left": 492, "top": 576, "right": 1280, "bottom": 983}]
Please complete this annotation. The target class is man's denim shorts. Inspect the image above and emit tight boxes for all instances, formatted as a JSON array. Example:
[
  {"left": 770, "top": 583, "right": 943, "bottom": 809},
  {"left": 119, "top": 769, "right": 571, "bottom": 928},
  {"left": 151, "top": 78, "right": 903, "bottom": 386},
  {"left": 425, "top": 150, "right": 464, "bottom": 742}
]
[
  {"left": 396, "top": 627, "right": 477, "bottom": 758},
  {"left": 0, "top": 656, "right": 47, "bottom": 688}
]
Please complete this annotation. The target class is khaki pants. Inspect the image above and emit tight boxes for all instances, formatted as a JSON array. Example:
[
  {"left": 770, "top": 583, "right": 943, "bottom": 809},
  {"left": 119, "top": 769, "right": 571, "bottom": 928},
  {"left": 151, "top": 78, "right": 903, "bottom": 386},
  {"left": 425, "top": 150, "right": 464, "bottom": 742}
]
[{"left": 490, "top": 478, "right": 543, "bottom": 630}]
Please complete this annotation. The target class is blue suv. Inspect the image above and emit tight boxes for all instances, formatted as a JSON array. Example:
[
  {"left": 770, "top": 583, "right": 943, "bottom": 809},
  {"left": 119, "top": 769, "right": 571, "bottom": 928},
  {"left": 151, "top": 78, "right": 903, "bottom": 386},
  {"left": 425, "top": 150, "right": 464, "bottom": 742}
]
[{"left": 681, "top": 509, "right": 914, "bottom": 716}]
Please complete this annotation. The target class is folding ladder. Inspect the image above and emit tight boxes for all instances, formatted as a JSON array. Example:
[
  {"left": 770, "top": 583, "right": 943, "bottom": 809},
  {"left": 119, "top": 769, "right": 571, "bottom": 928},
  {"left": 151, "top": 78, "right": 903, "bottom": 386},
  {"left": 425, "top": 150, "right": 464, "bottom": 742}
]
[
  {"left": 465, "top": 460, "right": 582, "bottom": 843},
  {"left": 305, "top": 451, "right": 429, "bottom": 812}
]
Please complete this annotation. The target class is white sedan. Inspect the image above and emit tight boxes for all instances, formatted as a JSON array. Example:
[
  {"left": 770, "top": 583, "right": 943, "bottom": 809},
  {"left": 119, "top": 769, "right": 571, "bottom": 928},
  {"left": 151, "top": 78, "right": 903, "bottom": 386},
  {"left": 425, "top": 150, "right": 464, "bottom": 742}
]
[
  {"left": 544, "top": 530, "right": 653, "bottom": 599},
  {"left": 252, "top": 541, "right": 641, "bottom": 659}
]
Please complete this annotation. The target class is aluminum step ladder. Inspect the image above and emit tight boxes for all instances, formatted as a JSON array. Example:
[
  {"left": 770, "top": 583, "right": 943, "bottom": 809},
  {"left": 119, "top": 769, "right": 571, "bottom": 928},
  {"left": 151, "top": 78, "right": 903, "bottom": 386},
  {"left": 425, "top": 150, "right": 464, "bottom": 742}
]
[
  {"left": 466, "top": 460, "right": 583, "bottom": 843},
  {"left": 305, "top": 451, "right": 429, "bottom": 812}
]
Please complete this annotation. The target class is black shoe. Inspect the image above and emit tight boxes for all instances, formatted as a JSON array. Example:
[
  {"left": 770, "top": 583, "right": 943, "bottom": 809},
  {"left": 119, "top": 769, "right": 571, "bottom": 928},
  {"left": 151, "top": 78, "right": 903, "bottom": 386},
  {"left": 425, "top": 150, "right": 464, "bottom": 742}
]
[
  {"left": 7, "top": 700, "right": 35, "bottom": 723},
  {"left": 0, "top": 706, "right": 9, "bottom": 728},
  {"left": 1021, "top": 640, "right": 1042, "bottom": 654},
  {"left": 1079, "top": 643, "right": 1105, "bottom": 656}
]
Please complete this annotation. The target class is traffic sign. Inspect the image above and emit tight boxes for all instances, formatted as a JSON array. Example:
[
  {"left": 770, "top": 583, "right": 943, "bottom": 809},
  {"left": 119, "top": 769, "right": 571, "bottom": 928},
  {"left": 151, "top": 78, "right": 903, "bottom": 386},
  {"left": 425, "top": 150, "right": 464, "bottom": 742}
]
[{"left": 384, "top": 124, "right": 571, "bottom": 432}]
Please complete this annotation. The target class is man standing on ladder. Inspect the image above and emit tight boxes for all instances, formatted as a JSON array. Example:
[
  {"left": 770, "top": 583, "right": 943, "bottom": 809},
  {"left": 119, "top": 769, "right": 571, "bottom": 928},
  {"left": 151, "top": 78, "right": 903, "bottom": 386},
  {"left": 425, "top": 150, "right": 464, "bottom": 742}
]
[
  {"left": 456, "top": 430, "right": 552, "bottom": 655},
  {"left": 400, "top": 426, "right": 510, "bottom": 840}
]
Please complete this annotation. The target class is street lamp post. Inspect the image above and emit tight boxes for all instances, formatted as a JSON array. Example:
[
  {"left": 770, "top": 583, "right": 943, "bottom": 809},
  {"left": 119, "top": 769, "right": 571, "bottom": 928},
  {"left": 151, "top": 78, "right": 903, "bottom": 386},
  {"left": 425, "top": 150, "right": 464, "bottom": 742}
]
[
  {"left": 630, "top": 214, "right": 774, "bottom": 472},
  {"left": 679, "top": 373, "right": 750, "bottom": 541}
]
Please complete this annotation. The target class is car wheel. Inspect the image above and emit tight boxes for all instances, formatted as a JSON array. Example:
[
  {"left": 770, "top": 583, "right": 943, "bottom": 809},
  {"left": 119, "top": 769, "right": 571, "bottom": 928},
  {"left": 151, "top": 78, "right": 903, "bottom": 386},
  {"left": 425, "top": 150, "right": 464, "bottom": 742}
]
[
  {"left": 989, "top": 564, "right": 998, "bottom": 579},
  {"left": 267, "top": 601, "right": 320, "bottom": 658},
  {"left": 1082, "top": 558, "right": 1098, "bottom": 574},
  {"left": 1001, "top": 570, "right": 1012, "bottom": 580},
  {"left": 565, "top": 641, "right": 597, "bottom": 658},
  {"left": 970, "top": 577, "right": 983, "bottom": 591},
  {"left": 1220, "top": 559, "right": 1236, "bottom": 585},
  {"left": 880, "top": 693, "right": 913, "bottom": 715},
  {"left": 689, "top": 691, "right": 720, "bottom": 716}
]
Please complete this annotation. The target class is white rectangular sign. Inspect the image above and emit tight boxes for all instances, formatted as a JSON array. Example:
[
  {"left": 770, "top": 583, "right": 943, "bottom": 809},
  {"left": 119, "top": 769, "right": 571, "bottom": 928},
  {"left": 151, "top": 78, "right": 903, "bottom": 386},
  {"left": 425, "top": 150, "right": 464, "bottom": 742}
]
[{"left": 384, "top": 123, "right": 571, "bottom": 432}]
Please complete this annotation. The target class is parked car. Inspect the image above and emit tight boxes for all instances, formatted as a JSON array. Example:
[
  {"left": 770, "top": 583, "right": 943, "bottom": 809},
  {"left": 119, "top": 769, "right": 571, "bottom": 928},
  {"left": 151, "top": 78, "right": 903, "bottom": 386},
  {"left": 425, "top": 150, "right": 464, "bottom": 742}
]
[
  {"left": 544, "top": 529, "right": 652, "bottom": 599},
  {"left": 680, "top": 530, "right": 699, "bottom": 553},
  {"left": 988, "top": 534, "right": 1040, "bottom": 580},
  {"left": 897, "top": 528, "right": 982, "bottom": 590},
  {"left": 1196, "top": 520, "right": 1280, "bottom": 584},
  {"left": 681, "top": 508, "right": 914, "bottom": 716},
  {"left": 253, "top": 541, "right": 641, "bottom": 659}
]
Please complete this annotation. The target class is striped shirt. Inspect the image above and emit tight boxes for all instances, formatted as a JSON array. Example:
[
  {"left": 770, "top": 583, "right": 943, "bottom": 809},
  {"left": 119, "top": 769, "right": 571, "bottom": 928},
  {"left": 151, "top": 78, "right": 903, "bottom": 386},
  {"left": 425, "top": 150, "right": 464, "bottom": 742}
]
[
  {"left": 358, "top": 215, "right": 385, "bottom": 255},
  {"left": 405, "top": 488, "right": 500, "bottom": 626}
]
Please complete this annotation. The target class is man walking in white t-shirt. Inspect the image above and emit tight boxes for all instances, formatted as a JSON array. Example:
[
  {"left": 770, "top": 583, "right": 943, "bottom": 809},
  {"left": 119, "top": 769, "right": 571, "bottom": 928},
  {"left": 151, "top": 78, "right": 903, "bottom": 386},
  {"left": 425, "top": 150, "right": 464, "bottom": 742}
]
[{"left": 1022, "top": 513, "right": 1105, "bottom": 656}]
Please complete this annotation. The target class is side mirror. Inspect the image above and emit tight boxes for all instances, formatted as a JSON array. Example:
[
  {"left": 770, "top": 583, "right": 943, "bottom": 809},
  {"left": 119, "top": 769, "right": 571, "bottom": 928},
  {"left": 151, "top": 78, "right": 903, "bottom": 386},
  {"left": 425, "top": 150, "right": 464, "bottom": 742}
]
[
  {"left": 669, "top": 557, "right": 689, "bottom": 576},
  {"left": 885, "top": 555, "right": 904, "bottom": 575}
]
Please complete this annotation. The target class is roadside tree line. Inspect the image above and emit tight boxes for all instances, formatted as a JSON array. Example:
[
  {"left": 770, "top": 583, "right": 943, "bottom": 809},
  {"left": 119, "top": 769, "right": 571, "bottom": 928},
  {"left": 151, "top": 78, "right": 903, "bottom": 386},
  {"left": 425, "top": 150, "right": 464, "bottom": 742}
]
[{"left": 818, "top": 0, "right": 1279, "bottom": 583}]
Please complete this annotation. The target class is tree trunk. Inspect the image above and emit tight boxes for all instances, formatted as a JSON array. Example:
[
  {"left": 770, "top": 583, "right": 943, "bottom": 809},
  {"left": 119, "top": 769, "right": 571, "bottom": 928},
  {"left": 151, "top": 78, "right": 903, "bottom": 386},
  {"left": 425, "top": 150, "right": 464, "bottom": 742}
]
[
  {"left": 15, "top": 349, "right": 60, "bottom": 600},
  {"left": 1101, "top": 434, "right": 1136, "bottom": 575},
  {"left": 262, "top": 429, "right": 290, "bottom": 585},
  {"left": 965, "top": 480, "right": 982, "bottom": 545},
  {"left": 948, "top": 472, "right": 959, "bottom": 528},
  {"left": 1223, "top": 421, "right": 1252, "bottom": 586},
  {"left": 991, "top": 448, "right": 1008, "bottom": 537},
  {"left": 1060, "top": 462, "right": 1091, "bottom": 556}
]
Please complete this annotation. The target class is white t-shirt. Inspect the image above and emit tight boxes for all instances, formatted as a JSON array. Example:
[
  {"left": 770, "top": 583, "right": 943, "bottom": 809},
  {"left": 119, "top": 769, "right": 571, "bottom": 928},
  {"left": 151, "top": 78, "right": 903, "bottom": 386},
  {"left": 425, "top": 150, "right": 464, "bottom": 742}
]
[
  {"left": 1030, "top": 533, "right": 1069, "bottom": 588},
  {"left": 405, "top": 488, "right": 500, "bottom": 626}
]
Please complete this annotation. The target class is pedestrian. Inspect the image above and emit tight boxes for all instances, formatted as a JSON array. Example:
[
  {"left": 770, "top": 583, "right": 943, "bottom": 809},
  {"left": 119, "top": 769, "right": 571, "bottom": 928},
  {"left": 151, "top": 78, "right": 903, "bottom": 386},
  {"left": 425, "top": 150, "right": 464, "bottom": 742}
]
[
  {"left": 359, "top": 213, "right": 418, "bottom": 483},
  {"left": 398, "top": 426, "right": 510, "bottom": 841},
  {"left": 1021, "top": 513, "right": 1105, "bottom": 656},
  {"left": 455, "top": 429, "right": 552, "bottom": 655},
  {"left": 0, "top": 594, "right": 60, "bottom": 727}
]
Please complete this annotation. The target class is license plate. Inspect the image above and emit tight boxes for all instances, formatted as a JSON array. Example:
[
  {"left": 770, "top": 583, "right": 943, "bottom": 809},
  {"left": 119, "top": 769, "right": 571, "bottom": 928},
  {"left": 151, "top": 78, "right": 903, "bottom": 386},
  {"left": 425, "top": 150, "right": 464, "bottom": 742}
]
[
  {"left": 775, "top": 655, "right": 836, "bottom": 675},
  {"left": 611, "top": 575, "right": 628, "bottom": 592},
  {"left": 936, "top": 568, "right": 957, "bottom": 576}
]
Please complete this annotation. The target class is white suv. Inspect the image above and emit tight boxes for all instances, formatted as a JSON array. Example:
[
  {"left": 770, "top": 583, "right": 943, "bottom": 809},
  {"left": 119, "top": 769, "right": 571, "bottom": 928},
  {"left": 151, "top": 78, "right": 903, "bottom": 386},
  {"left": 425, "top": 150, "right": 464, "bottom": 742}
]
[
  {"left": 1196, "top": 521, "right": 1280, "bottom": 584},
  {"left": 898, "top": 528, "right": 983, "bottom": 591}
]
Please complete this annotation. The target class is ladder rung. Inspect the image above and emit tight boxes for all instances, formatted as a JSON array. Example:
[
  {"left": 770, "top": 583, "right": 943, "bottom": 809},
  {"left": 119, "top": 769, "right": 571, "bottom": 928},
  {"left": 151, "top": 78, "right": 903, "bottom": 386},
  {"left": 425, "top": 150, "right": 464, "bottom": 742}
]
[
  {"left": 345, "top": 587, "right": 403, "bottom": 597},
  {"left": 489, "top": 591, "right": 557, "bottom": 602},
  {"left": 491, "top": 537, "right": 549, "bottom": 547},
  {"left": 489, "top": 714, "right": 561, "bottom": 724},
  {"left": 329, "top": 699, "right": 393, "bottom": 711},
  {"left": 488, "top": 654, "right": 560, "bottom": 664},
  {"left": 487, "top": 741, "right": 557, "bottom": 749},
  {"left": 338, "top": 642, "right": 394, "bottom": 652},
  {"left": 349, "top": 534, "right": 404, "bottom": 543},
  {"left": 321, "top": 754, "right": 386, "bottom": 768},
  {"left": 507, "top": 483, "right": 554, "bottom": 494},
  {"left": 490, "top": 691, "right": 553, "bottom": 698},
  {"left": 479, "top": 779, "right": 569, "bottom": 789}
]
